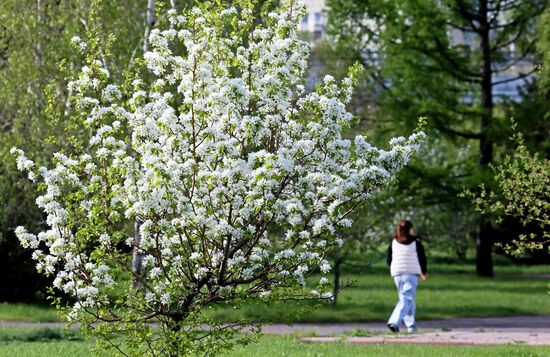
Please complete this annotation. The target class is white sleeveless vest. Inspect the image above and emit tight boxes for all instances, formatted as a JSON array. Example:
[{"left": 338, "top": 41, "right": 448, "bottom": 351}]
[{"left": 390, "top": 239, "right": 422, "bottom": 277}]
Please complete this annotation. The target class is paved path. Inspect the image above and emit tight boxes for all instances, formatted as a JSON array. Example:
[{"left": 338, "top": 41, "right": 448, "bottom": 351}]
[
  {"left": 2, "top": 315, "right": 550, "bottom": 346},
  {"left": 262, "top": 315, "right": 550, "bottom": 346},
  {"left": 261, "top": 314, "right": 550, "bottom": 335},
  {"left": 300, "top": 331, "right": 550, "bottom": 346}
]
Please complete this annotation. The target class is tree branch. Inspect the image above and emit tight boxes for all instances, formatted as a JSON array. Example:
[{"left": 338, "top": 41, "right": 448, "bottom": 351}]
[
  {"left": 491, "top": 68, "right": 537, "bottom": 86},
  {"left": 456, "top": 0, "right": 481, "bottom": 32},
  {"left": 438, "top": 125, "right": 482, "bottom": 139},
  {"left": 492, "top": 43, "right": 536, "bottom": 74}
]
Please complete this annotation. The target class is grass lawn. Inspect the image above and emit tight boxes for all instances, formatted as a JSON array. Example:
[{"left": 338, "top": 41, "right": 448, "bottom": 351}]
[
  {"left": 209, "top": 259, "right": 550, "bottom": 322},
  {"left": 1, "top": 259, "right": 549, "bottom": 323},
  {"left": 0, "top": 303, "right": 60, "bottom": 322},
  {"left": 1, "top": 334, "right": 550, "bottom": 357}
]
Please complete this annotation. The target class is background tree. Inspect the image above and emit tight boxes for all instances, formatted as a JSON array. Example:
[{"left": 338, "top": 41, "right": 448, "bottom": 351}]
[
  {"left": 467, "top": 126, "right": 549, "bottom": 257},
  {"left": 0, "top": 0, "right": 195, "bottom": 301},
  {"left": 467, "top": 11, "right": 550, "bottom": 258},
  {"left": 0, "top": 0, "right": 93, "bottom": 301},
  {"left": 326, "top": 0, "right": 548, "bottom": 276}
]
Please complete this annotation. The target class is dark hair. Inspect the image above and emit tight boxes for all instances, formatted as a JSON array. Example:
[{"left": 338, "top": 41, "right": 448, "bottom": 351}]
[{"left": 395, "top": 220, "right": 414, "bottom": 243}]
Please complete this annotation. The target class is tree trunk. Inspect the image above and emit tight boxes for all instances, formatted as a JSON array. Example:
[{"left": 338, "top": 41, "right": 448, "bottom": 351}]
[
  {"left": 143, "top": 0, "right": 156, "bottom": 54},
  {"left": 476, "top": 220, "right": 493, "bottom": 277},
  {"left": 35, "top": 0, "right": 44, "bottom": 68},
  {"left": 475, "top": 0, "right": 494, "bottom": 277},
  {"left": 31, "top": 0, "right": 45, "bottom": 112},
  {"left": 455, "top": 242, "right": 467, "bottom": 262},
  {"left": 132, "top": 0, "right": 156, "bottom": 289},
  {"left": 131, "top": 218, "right": 146, "bottom": 289},
  {"left": 332, "top": 257, "right": 343, "bottom": 305}
]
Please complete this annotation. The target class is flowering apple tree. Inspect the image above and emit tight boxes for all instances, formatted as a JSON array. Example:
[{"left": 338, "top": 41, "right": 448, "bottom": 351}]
[{"left": 12, "top": 0, "right": 425, "bottom": 355}]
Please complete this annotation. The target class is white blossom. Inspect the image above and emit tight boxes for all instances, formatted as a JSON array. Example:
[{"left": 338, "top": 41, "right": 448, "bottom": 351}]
[
  {"left": 319, "top": 260, "right": 331, "bottom": 273},
  {"left": 10, "top": 0, "right": 424, "bottom": 345}
]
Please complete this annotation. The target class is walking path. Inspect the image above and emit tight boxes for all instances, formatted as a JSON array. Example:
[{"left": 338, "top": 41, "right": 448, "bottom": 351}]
[
  {"left": 262, "top": 314, "right": 550, "bottom": 335},
  {"left": 2, "top": 315, "right": 550, "bottom": 346},
  {"left": 263, "top": 315, "right": 550, "bottom": 346}
]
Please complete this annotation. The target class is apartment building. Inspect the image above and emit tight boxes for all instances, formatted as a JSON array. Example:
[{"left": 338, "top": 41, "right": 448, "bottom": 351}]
[
  {"left": 298, "top": 0, "right": 532, "bottom": 102},
  {"left": 298, "top": 0, "right": 326, "bottom": 38}
]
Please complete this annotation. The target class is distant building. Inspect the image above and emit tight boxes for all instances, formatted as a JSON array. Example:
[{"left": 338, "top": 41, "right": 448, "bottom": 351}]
[
  {"left": 298, "top": 0, "right": 326, "bottom": 39},
  {"left": 299, "top": 0, "right": 531, "bottom": 102},
  {"left": 450, "top": 29, "right": 533, "bottom": 102}
]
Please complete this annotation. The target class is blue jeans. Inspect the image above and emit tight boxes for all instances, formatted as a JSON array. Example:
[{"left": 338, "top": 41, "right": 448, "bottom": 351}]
[{"left": 387, "top": 274, "right": 418, "bottom": 331}]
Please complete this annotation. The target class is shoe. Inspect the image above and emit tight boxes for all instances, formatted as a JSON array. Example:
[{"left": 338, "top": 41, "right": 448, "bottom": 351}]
[
  {"left": 387, "top": 323, "right": 399, "bottom": 333},
  {"left": 407, "top": 327, "right": 418, "bottom": 333}
]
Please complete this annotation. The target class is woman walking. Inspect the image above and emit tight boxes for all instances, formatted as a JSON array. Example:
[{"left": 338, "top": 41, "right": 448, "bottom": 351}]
[{"left": 386, "top": 220, "right": 427, "bottom": 333}]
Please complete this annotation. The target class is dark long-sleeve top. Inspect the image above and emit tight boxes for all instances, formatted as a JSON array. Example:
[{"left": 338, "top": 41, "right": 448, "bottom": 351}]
[{"left": 386, "top": 237, "right": 427, "bottom": 275}]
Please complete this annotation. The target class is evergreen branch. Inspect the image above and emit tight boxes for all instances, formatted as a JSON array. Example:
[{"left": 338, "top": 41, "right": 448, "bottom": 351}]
[{"left": 491, "top": 68, "right": 537, "bottom": 86}]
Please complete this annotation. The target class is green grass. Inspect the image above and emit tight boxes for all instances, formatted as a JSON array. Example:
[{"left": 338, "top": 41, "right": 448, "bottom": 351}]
[
  {"left": 208, "top": 261, "right": 550, "bottom": 322},
  {"left": 231, "top": 336, "right": 550, "bottom": 357},
  {"left": 1, "top": 334, "right": 550, "bottom": 357},
  {"left": 0, "top": 302, "right": 60, "bottom": 322},
  {"left": 1, "top": 260, "right": 548, "bottom": 323}
]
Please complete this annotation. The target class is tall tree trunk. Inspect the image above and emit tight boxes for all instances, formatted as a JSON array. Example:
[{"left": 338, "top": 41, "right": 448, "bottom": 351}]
[
  {"left": 476, "top": 0, "right": 494, "bottom": 277},
  {"left": 132, "top": 0, "right": 156, "bottom": 290},
  {"left": 31, "top": 0, "right": 45, "bottom": 109},
  {"left": 476, "top": 220, "right": 493, "bottom": 277},
  {"left": 35, "top": 0, "right": 44, "bottom": 68},
  {"left": 143, "top": 0, "right": 156, "bottom": 54},
  {"left": 332, "top": 256, "right": 344, "bottom": 305},
  {"left": 132, "top": 218, "right": 145, "bottom": 290}
]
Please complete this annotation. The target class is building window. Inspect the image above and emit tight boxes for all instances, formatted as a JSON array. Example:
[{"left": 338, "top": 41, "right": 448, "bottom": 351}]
[
  {"left": 302, "top": 14, "right": 309, "bottom": 25},
  {"left": 315, "top": 12, "right": 324, "bottom": 23}
]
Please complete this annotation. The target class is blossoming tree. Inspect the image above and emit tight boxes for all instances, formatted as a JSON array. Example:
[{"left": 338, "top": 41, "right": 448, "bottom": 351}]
[{"left": 12, "top": 0, "right": 424, "bottom": 355}]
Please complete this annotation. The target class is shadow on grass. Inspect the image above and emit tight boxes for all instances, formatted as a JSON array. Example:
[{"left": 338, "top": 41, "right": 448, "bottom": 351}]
[
  {"left": 417, "top": 284, "right": 547, "bottom": 294},
  {"left": 0, "top": 328, "right": 83, "bottom": 342},
  {"left": 416, "top": 305, "right": 534, "bottom": 319}
]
